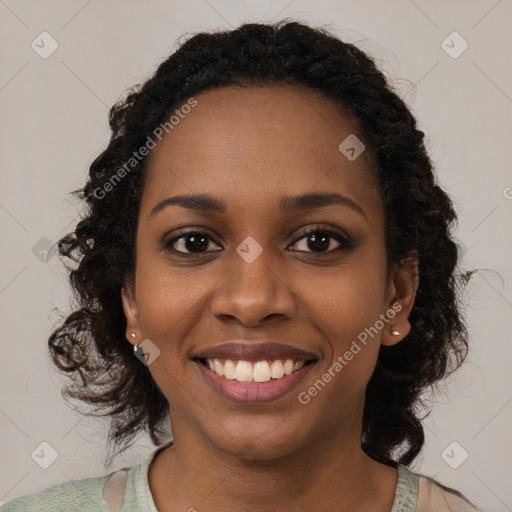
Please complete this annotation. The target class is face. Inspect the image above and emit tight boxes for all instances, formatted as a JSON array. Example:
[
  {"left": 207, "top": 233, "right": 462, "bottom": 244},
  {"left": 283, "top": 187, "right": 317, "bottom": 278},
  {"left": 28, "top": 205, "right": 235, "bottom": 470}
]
[{"left": 122, "top": 84, "right": 417, "bottom": 459}]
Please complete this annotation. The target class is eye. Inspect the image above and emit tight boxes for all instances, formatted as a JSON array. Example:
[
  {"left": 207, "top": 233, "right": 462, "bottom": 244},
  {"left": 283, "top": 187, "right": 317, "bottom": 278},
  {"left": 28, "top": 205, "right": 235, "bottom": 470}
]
[
  {"left": 164, "top": 226, "right": 354, "bottom": 256},
  {"left": 165, "top": 229, "right": 222, "bottom": 254},
  {"left": 289, "top": 227, "right": 354, "bottom": 253}
]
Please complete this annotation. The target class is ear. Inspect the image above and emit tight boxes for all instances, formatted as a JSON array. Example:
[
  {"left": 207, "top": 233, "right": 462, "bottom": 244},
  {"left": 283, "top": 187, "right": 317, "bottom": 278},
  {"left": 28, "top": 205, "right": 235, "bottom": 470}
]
[
  {"left": 121, "top": 278, "right": 140, "bottom": 346},
  {"left": 381, "top": 253, "right": 419, "bottom": 347}
]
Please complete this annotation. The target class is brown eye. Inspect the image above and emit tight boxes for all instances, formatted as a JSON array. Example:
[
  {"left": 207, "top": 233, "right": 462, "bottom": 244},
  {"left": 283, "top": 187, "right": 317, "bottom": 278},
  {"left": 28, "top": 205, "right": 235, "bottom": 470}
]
[
  {"left": 165, "top": 230, "right": 222, "bottom": 254},
  {"left": 290, "top": 228, "right": 354, "bottom": 253}
]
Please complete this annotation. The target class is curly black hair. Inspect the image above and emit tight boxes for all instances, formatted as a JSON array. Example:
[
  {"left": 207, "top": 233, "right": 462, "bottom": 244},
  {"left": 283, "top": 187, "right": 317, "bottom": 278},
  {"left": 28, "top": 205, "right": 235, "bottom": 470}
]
[{"left": 49, "top": 18, "right": 474, "bottom": 491}]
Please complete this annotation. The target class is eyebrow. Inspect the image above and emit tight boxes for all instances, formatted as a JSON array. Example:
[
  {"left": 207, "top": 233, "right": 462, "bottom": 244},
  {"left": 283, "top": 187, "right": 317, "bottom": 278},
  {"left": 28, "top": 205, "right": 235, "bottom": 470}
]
[{"left": 149, "top": 192, "right": 366, "bottom": 220}]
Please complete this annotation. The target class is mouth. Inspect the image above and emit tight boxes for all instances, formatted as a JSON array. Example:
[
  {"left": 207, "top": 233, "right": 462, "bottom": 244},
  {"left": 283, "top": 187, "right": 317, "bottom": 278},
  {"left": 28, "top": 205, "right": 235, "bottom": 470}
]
[
  {"left": 193, "top": 357, "right": 318, "bottom": 403},
  {"left": 197, "top": 357, "right": 316, "bottom": 382}
]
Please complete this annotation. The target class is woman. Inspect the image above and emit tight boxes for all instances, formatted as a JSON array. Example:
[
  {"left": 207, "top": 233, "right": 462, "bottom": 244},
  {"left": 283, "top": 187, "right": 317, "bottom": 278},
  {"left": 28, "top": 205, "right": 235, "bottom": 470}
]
[{"left": 1, "top": 20, "right": 481, "bottom": 511}]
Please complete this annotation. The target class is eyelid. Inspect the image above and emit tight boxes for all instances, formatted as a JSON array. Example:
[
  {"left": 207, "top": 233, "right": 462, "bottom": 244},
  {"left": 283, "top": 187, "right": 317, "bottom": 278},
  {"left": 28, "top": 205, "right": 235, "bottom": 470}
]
[
  {"left": 291, "top": 223, "right": 352, "bottom": 241},
  {"left": 164, "top": 227, "right": 223, "bottom": 253},
  {"left": 288, "top": 224, "right": 354, "bottom": 251},
  {"left": 163, "top": 223, "right": 354, "bottom": 256}
]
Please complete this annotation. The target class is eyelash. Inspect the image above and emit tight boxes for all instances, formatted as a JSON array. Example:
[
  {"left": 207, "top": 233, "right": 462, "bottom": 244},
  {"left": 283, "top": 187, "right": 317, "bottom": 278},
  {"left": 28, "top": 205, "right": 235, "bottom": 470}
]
[{"left": 164, "top": 226, "right": 354, "bottom": 256}]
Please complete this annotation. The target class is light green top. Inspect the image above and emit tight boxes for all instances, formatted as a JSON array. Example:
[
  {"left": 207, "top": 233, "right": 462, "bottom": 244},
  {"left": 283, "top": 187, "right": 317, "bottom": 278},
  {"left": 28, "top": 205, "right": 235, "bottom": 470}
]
[{"left": 0, "top": 442, "right": 470, "bottom": 511}]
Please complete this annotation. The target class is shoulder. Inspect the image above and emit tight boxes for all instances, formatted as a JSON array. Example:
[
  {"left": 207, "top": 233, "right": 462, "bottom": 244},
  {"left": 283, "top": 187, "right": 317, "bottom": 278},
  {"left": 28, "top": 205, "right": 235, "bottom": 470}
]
[
  {"left": 0, "top": 470, "right": 117, "bottom": 512},
  {"left": 415, "top": 473, "right": 481, "bottom": 512},
  {"left": 0, "top": 443, "right": 169, "bottom": 512}
]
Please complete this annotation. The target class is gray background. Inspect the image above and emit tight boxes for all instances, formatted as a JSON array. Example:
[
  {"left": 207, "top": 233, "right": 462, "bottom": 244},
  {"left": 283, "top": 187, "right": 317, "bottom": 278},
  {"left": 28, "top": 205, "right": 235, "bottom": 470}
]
[{"left": 1, "top": 0, "right": 511, "bottom": 510}]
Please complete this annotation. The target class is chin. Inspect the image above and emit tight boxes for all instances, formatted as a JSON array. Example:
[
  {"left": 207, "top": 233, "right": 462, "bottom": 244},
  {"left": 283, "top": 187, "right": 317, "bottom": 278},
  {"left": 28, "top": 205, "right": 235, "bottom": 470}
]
[{"left": 205, "top": 422, "right": 306, "bottom": 462}]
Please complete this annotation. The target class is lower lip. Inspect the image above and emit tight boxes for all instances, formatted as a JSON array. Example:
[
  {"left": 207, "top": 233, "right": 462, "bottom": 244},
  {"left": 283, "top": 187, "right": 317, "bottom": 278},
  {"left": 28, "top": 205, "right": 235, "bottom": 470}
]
[{"left": 194, "top": 359, "right": 316, "bottom": 404}]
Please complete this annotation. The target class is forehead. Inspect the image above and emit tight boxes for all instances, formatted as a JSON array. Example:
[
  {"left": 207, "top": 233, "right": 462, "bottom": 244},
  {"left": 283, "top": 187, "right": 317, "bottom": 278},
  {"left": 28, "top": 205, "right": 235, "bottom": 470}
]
[{"left": 141, "top": 84, "right": 381, "bottom": 221}]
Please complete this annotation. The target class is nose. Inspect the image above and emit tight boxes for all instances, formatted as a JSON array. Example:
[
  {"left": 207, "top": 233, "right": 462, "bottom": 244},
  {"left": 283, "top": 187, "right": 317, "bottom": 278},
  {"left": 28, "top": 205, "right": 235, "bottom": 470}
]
[{"left": 211, "top": 246, "right": 296, "bottom": 327}]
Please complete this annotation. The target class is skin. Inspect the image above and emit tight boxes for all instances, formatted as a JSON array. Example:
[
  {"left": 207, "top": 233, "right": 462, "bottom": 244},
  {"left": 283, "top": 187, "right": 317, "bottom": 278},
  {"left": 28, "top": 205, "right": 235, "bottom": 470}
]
[{"left": 121, "top": 84, "right": 419, "bottom": 512}]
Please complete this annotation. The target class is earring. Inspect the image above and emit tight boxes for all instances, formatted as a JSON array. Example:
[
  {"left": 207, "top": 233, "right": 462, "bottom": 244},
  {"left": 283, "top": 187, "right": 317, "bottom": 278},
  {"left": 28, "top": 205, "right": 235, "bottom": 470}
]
[
  {"left": 391, "top": 329, "right": 400, "bottom": 336},
  {"left": 130, "top": 333, "right": 141, "bottom": 354}
]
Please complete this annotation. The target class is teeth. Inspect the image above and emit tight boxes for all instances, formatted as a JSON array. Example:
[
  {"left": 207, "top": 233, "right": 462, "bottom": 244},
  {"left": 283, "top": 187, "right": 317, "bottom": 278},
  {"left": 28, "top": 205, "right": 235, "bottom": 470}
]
[
  {"left": 234, "top": 361, "right": 253, "bottom": 382},
  {"left": 204, "top": 358, "right": 308, "bottom": 382},
  {"left": 223, "top": 360, "right": 236, "bottom": 379},
  {"left": 292, "top": 360, "right": 304, "bottom": 372},
  {"left": 270, "top": 360, "right": 284, "bottom": 379},
  {"left": 253, "top": 361, "right": 271, "bottom": 382},
  {"left": 213, "top": 359, "right": 224, "bottom": 376}
]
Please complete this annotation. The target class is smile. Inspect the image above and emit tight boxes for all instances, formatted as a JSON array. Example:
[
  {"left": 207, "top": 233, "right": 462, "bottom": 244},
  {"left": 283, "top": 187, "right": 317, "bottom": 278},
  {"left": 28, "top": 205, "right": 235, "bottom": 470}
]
[
  {"left": 204, "top": 357, "right": 309, "bottom": 382},
  {"left": 195, "top": 357, "right": 317, "bottom": 403}
]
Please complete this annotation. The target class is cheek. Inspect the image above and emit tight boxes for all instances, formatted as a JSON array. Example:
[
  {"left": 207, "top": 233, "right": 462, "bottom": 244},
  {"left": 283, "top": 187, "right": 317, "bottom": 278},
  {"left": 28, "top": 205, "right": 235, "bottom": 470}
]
[
  {"left": 133, "top": 267, "right": 201, "bottom": 405},
  {"left": 135, "top": 240, "right": 194, "bottom": 321},
  {"left": 299, "top": 265, "right": 385, "bottom": 382},
  {"left": 134, "top": 260, "right": 193, "bottom": 354},
  {"left": 305, "top": 266, "right": 385, "bottom": 339},
  {"left": 133, "top": 256, "right": 219, "bottom": 374}
]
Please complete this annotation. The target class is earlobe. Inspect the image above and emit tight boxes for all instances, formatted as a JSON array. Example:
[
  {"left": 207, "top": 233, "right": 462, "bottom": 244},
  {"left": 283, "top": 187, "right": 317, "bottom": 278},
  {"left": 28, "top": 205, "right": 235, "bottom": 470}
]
[
  {"left": 121, "top": 283, "right": 140, "bottom": 342},
  {"left": 381, "top": 322, "right": 412, "bottom": 347},
  {"left": 381, "top": 254, "right": 419, "bottom": 347}
]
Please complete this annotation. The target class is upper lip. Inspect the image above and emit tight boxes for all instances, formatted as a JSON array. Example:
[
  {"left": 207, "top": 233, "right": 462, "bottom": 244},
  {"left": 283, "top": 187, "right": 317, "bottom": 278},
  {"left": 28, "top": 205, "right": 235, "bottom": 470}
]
[{"left": 192, "top": 341, "right": 318, "bottom": 362}]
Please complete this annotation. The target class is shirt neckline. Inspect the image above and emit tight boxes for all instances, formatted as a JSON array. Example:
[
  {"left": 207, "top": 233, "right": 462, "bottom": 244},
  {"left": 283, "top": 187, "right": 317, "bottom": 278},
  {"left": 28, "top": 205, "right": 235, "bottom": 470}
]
[
  {"left": 130, "top": 441, "right": 418, "bottom": 512},
  {"left": 391, "top": 465, "right": 419, "bottom": 511}
]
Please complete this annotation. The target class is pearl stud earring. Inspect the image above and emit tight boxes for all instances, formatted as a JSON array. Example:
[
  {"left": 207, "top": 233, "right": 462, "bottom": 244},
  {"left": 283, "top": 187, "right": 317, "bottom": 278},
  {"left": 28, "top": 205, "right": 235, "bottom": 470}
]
[{"left": 391, "top": 329, "right": 400, "bottom": 336}]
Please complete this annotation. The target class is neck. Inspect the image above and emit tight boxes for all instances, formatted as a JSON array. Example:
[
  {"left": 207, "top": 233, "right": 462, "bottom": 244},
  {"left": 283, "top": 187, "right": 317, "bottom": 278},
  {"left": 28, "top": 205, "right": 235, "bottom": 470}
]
[{"left": 148, "top": 417, "right": 397, "bottom": 512}]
